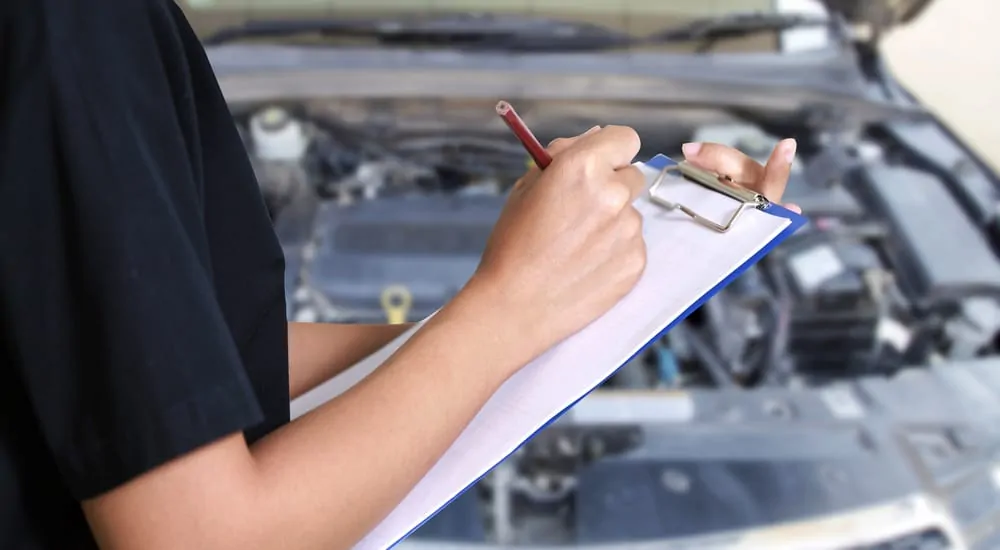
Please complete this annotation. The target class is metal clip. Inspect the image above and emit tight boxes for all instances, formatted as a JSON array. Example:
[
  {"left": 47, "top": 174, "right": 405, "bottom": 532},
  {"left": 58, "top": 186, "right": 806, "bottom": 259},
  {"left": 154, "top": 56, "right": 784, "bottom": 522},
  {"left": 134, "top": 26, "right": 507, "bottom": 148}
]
[{"left": 648, "top": 160, "right": 770, "bottom": 233}]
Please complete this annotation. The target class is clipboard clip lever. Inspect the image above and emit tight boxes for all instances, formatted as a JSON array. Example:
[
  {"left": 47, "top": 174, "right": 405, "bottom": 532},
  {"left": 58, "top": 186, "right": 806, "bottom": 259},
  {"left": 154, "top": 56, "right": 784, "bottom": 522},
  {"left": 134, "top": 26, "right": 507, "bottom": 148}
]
[{"left": 648, "top": 161, "right": 771, "bottom": 233}]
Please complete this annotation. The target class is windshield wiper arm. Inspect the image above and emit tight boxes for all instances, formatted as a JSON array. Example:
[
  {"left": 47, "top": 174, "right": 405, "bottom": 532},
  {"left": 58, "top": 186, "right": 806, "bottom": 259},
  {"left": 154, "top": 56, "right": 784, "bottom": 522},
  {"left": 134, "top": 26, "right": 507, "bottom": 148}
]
[
  {"left": 646, "top": 12, "right": 832, "bottom": 45},
  {"left": 202, "top": 13, "right": 635, "bottom": 52}
]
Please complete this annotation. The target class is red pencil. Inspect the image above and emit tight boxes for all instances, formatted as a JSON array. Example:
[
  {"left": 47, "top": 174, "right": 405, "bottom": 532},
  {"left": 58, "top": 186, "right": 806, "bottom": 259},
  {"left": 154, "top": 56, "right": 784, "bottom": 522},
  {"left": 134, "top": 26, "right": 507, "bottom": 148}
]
[{"left": 495, "top": 100, "right": 553, "bottom": 170}]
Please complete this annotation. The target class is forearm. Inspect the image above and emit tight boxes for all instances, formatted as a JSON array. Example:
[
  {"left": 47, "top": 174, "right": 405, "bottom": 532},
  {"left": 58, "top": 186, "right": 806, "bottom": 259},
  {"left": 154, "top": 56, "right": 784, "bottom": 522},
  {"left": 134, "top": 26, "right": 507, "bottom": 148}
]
[
  {"left": 287, "top": 321, "right": 414, "bottom": 399},
  {"left": 248, "top": 282, "right": 537, "bottom": 549},
  {"left": 84, "top": 282, "right": 535, "bottom": 550}
]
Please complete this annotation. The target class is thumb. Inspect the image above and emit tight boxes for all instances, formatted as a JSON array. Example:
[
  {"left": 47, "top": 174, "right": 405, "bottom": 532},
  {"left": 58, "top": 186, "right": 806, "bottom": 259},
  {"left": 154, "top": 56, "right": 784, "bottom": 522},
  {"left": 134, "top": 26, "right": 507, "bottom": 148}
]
[
  {"left": 760, "top": 138, "right": 797, "bottom": 204},
  {"left": 516, "top": 126, "right": 603, "bottom": 190}
]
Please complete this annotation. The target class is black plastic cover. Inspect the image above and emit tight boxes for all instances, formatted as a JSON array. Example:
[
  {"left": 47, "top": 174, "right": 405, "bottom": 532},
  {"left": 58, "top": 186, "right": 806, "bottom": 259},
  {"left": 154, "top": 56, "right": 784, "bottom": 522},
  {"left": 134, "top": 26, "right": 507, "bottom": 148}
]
[
  {"left": 306, "top": 193, "right": 506, "bottom": 322},
  {"left": 854, "top": 165, "right": 1000, "bottom": 304},
  {"left": 884, "top": 122, "right": 1000, "bottom": 227}
]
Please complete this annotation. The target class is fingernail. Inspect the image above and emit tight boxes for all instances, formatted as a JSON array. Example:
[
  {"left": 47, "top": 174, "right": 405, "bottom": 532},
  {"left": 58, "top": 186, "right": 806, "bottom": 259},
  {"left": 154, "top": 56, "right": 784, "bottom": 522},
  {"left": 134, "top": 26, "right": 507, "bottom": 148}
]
[
  {"left": 781, "top": 139, "right": 797, "bottom": 164},
  {"left": 681, "top": 142, "right": 702, "bottom": 157},
  {"left": 583, "top": 125, "right": 601, "bottom": 135}
]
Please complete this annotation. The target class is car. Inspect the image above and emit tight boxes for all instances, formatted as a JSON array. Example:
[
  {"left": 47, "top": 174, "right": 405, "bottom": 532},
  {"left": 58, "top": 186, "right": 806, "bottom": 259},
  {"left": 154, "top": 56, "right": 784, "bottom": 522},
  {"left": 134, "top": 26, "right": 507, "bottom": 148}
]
[{"left": 182, "top": 1, "right": 999, "bottom": 548}]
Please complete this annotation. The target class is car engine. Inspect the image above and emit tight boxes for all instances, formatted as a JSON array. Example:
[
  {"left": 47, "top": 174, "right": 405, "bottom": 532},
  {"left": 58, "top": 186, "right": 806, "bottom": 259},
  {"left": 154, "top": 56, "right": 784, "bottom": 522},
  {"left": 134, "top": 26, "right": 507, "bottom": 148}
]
[{"left": 234, "top": 99, "right": 1000, "bottom": 545}]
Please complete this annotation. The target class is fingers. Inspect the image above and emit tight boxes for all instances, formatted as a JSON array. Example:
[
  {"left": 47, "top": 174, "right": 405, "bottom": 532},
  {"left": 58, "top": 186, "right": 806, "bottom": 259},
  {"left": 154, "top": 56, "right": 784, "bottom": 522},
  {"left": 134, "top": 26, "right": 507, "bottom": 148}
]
[
  {"left": 543, "top": 126, "right": 646, "bottom": 210},
  {"left": 532, "top": 130, "right": 800, "bottom": 211},
  {"left": 515, "top": 126, "right": 602, "bottom": 190},
  {"left": 759, "top": 139, "right": 797, "bottom": 204},
  {"left": 616, "top": 165, "right": 648, "bottom": 203},
  {"left": 682, "top": 139, "right": 799, "bottom": 206},
  {"left": 544, "top": 125, "right": 640, "bottom": 170},
  {"left": 547, "top": 125, "right": 601, "bottom": 156},
  {"left": 571, "top": 125, "right": 642, "bottom": 169},
  {"left": 681, "top": 142, "right": 764, "bottom": 184}
]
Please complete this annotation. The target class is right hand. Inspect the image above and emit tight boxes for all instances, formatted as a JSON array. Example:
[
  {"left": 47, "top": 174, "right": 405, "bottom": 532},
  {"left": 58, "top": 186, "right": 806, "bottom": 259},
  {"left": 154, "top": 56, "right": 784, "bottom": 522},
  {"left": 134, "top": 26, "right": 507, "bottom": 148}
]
[{"left": 466, "top": 125, "right": 648, "bottom": 361}]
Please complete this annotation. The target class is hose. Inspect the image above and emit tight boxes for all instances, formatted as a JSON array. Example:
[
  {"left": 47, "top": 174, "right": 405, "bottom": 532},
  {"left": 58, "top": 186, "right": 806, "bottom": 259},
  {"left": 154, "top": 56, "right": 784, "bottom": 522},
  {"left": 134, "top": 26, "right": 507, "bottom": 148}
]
[{"left": 682, "top": 326, "right": 737, "bottom": 388}]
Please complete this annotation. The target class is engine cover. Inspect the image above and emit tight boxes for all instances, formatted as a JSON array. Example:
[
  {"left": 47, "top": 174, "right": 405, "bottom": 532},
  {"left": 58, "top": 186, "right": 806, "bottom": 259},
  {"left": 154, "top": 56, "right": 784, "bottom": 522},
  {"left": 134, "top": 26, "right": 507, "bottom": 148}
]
[{"left": 304, "top": 193, "right": 506, "bottom": 323}]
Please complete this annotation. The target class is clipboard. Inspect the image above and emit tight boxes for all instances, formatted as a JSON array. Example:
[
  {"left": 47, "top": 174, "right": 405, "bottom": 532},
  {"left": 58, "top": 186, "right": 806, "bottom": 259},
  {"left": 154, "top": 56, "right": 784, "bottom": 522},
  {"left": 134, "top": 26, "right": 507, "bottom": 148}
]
[{"left": 339, "top": 153, "right": 808, "bottom": 549}]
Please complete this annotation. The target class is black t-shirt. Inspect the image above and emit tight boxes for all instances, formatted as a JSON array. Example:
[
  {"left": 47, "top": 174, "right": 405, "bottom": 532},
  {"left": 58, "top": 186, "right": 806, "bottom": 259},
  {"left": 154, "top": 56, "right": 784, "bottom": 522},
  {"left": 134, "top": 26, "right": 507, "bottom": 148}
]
[{"left": 0, "top": 0, "right": 291, "bottom": 547}]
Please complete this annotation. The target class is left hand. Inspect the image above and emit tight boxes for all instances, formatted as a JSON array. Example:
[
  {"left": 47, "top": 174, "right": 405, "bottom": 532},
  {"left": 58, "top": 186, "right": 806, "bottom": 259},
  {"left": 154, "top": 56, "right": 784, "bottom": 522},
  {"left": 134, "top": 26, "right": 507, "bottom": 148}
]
[{"left": 681, "top": 139, "right": 802, "bottom": 214}]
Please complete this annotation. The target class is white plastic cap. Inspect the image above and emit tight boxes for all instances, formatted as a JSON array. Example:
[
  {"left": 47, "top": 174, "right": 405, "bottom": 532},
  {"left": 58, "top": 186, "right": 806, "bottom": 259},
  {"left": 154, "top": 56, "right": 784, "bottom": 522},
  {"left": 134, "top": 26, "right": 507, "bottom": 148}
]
[{"left": 249, "top": 106, "right": 309, "bottom": 161}]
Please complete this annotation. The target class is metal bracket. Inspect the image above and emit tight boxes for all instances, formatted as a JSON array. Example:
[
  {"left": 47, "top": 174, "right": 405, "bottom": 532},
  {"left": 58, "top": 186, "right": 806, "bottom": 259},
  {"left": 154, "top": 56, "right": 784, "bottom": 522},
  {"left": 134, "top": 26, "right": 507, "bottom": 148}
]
[{"left": 647, "top": 161, "right": 770, "bottom": 233}]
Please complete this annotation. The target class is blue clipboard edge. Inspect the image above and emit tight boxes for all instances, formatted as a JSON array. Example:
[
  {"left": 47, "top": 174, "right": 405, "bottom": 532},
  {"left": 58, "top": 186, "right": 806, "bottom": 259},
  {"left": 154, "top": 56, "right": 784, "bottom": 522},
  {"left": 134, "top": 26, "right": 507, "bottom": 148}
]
[{"left": 385, "top": 154, "right": 808, "bottom": 549}]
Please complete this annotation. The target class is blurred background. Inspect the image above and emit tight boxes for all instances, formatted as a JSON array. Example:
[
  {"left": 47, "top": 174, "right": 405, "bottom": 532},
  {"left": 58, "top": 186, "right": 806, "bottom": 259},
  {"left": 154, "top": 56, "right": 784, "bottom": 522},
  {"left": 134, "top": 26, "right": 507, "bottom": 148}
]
[
  {"left": 179, "top": 1, "right": 1000, "bottom": 548},
  {"left": 883, "top": 0, "right": 1000, "bottom": 172}
]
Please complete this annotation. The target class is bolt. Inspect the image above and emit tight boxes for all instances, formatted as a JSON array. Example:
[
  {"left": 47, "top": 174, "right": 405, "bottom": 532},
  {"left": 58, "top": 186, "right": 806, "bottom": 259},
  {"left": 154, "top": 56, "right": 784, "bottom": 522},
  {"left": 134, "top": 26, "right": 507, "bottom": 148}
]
[{"left": 660, "top": 469, "right": 691, "bottom": 494}]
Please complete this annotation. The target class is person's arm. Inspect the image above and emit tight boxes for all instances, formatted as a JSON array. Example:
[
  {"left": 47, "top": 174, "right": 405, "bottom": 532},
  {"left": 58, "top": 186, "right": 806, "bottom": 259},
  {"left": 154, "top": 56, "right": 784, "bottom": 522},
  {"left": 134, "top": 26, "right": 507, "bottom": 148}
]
[
  {"left": 84, "top": 279, "right": 539, "bottom": 550},
  {"left": 287, "top": 322, "right": 414, "bottom": 399},
  {"left": 77, "top": 122, "right": 650, "bottom": 550},
  {"left": 78, "top": 117, "right": 654, "bottom": 550}
]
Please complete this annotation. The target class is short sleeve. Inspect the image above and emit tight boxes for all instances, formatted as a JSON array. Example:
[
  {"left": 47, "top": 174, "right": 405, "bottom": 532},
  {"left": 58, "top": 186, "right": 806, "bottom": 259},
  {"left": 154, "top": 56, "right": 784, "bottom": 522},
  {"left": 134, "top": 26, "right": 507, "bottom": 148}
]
[{"left": 0, "top": 0, "right": 265, "bottom": 500}]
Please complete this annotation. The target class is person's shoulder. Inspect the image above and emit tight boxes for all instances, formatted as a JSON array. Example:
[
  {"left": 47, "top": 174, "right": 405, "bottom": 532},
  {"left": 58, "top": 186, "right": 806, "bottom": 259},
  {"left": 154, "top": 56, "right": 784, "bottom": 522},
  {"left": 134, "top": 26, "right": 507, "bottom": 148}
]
[
  {"left": 8, "top": 0, "right": 189, "bottom": 45},
  {"left": 1, "top": 0, "right": 153, "bottom": 27},
  {"left": 1, "top": 0, "right": 48, "bottom": 46}
]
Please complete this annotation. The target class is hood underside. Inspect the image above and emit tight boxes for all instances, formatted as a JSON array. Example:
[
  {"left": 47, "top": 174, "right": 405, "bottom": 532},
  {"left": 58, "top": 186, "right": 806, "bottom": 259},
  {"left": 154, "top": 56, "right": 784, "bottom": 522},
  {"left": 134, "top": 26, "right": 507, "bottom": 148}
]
[
  {"left": 180, "top": 0, "right": 935, "bottom": 46},
  {"left": 821, "top": 0, "right": 935, "bottom": 35}
]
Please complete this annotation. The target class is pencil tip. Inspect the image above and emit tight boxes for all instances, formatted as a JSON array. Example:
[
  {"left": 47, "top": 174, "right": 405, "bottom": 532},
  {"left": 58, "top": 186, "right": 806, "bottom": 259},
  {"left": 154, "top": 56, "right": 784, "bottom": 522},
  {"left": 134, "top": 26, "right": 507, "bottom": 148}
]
[{"left": 495, "top": 100, "right": 511, "bottom": 115}]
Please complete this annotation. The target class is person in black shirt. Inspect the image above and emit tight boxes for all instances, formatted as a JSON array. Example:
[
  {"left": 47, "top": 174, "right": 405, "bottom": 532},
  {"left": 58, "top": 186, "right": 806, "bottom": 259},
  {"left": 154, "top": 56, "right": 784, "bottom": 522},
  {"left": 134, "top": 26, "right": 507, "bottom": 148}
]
[{"left": 0, "top": 0, "right": 797, "bottom": 548}]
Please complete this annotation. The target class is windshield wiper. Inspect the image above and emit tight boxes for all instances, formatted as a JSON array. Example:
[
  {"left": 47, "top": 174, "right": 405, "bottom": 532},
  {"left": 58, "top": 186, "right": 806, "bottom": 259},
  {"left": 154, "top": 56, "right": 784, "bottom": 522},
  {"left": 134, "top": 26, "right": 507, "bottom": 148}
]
[
  {"left": 201, "top": 13, "right": 635, "bottom": 52},
  {"left": 645, "top": 12, "right": 833, "bottom": 48}
]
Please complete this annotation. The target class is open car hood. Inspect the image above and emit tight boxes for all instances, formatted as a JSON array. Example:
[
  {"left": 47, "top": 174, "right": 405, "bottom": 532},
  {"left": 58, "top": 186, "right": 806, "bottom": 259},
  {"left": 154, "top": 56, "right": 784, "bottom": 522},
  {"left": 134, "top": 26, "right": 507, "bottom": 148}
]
[
  {"left": 822, "top": 0, "right": 936, "bottom": 35},
  {"left": 180, "top": 0, "right": 934, "bottom": 47}
]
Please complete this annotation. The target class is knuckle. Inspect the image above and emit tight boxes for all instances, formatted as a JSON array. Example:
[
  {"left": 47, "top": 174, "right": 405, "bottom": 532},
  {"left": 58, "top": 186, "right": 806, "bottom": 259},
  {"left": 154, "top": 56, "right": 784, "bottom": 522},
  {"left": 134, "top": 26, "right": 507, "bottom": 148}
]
[
  {"left": 624, "top": 207, "right": 643, "bottom": 236},
  {"left": 631, "top": 245, "right": 648, "bottom": 274},
  {"left": 621, "top": 247, "right": 647, "bottom": 282},
  {"left": 575, "top": 156, "right": 603, "bottom": 187},
  {"left": 600, "top": 184, "right": 629, "bottom": 213},
  {"left": 547, "top": 156, "right": 580, "bottom": 184},
  {"left": 580, "top": 151, "right": 601, "bottom": 174},
  {"left": 606, "top": 125, "right": 642, "bottom": 153},
  {"left": 554, "top": 147, "right": 588, "bottom": 171},
  {"left": 546, "top": 137, "right": 571, "bottom": 154}
]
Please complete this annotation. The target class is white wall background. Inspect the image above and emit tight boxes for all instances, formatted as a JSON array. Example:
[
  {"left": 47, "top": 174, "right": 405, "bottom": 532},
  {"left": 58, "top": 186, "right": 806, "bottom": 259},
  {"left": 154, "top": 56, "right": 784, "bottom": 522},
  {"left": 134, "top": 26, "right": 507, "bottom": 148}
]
[{"left": 881, "top": 0, "right": 1000, "bottom": 171}]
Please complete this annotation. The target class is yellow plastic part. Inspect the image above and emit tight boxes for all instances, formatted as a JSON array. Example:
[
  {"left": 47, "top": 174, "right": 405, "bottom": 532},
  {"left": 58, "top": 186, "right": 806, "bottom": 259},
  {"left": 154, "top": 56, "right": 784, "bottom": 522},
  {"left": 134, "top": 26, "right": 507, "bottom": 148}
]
[{"left": 380, "top": 285, "right": 413, "bottom": 324}]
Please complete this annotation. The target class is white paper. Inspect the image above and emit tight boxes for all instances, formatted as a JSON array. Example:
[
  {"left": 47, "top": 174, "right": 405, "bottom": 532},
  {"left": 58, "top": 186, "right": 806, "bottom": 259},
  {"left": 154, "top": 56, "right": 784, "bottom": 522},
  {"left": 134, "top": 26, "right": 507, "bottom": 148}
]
[{"left": 293, "top": 159, "right": 795, "bottom": 549}]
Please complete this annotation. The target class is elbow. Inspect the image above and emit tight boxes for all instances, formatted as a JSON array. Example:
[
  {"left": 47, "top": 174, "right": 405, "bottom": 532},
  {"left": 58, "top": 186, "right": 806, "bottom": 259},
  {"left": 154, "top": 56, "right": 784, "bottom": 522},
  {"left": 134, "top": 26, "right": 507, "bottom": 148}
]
[
  {"left": 81, "top": 434, "right": 283, "bottom": 550},
  {"left": 86, "top": 485, "right": 280, "bottom": 550}
]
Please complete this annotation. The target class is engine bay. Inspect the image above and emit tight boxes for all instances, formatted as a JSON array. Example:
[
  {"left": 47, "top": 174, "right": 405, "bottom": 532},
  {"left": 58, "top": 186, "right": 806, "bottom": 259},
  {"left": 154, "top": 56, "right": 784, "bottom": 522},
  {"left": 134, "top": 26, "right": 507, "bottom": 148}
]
[{"left": 233, "top": 98, "right": 1000, "bottom": 545}]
